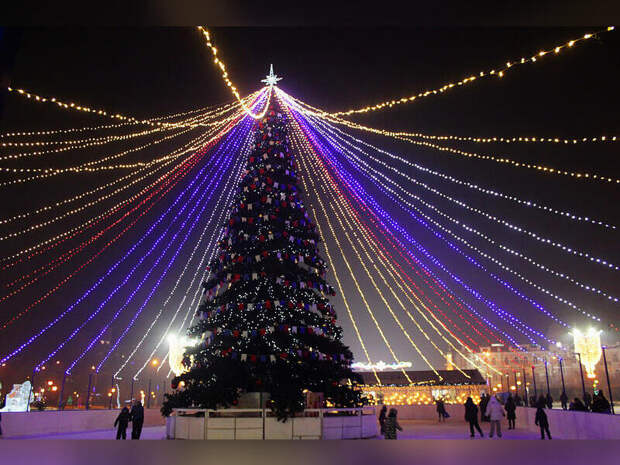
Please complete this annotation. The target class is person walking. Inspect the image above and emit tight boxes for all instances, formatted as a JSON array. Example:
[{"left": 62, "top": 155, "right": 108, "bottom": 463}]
[
  {"left": 129, "top": 400, "right": 145, "bottom": 439},
  {"left": 545, "top": 393, "right": 553, "bottom": 409},
  {"left": 485, "top": 395, "right": 504, "bottom": 438},
  {"left": 504, "top": 395, "right": 516, "bottom": 430},
  {"left": 378, "top": 405, "right": 387, "bottom": 435},
  {"left": 560, "top": 391, "right": 568, "bottom": 410},
  {"left": 436, "top": 398, "right": 448, "bottom": 422},
  {"left": 535, "top": 401, "right": 552, "bottom": 440},
  {"left": 464, "top": 397, "right": 483, "bottom": 438},
  {"left": 114, "top": 406, "right": 130, "bottom": 440},
  {"left": 382, "top": 408, "right": 403, "bottom": 440}
]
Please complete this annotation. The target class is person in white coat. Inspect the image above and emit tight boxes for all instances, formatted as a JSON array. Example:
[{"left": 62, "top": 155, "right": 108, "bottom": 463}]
[{"left": 485, "top": 395, "right": 505, "bottom": 438}]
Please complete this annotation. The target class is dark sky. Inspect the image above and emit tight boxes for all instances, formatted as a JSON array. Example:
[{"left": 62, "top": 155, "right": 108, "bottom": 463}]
[{"left": 0, "top": 27, "right": 619, "bottom": 392}]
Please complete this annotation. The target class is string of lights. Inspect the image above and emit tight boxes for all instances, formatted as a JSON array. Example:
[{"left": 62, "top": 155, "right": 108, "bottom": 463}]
[
  {"left": 288, "top": 102, "right": 615, "bottom": 230},
  {"left": 196, "top": 27, "right": 274, "bottom": 120},
  {"left": 0, "top": 93, "right": 253, "bottom": 139},
  {"left": 55, "top": 121, "right": 250, "bottom": 375},
  {"left": 288, "top": 103, "right": 508, "bottom": 372},
  {"left": 125, "top": 119, "right": 254, "bottom": 380},
  {"left": 285, "top": 91, "right": 620, "bottom": 185},
  {"left": 0, "top": 117, "right": 241, "bottom": 265},
  {"left": 296, "top": 126, "right": 445, "bottom": 378},
  {"left": 299, "top": 112, "right": 620, "bottom": 306},
  {"left": 294, "top": 106, "right": 559, "bottom": 359},
  {"left": 0, "top": 113, "right": 240, "bottom": 242},
  {"left": 326, "top": 27, "right": 615, "bottom": 117},
  {"left": 0, "top": 130, "right": 223, "bottom": 330},
  {"left": 93, "top": 120, "right": 254, "bottom": 374},
  {"left": 0, "top": 121, "right": 236, "bottom": 364},
  {"left": 5, "top": 85, "right": 221, "bottom": 129},
  {"left": 291, "top": 100, "right": 507, "bottom": 378},
  {"left": 285, "top": 108, "right": 411, "bottom": 383},
  {"left": 303, "top": 111, "right": 602, "bottom": 323},
  {"left": 0, "top": 96, "right": 258, "bottom": 228}
]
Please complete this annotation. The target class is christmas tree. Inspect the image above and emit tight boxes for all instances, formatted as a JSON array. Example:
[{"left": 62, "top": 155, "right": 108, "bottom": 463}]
[{"left": 162, "top": 101, "right": 364, "bottom": 420}]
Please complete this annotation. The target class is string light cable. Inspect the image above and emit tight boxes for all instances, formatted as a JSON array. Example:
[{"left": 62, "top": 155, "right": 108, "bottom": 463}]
[
  {"left": 0, "top": 93, "right": 259, "bottom": 228},
  {"left": 52, "top": 118, "right": 250, "bottom": 374},
  {"left": 0, "top": 109, "right": 247, "bottom": 243},
  {"left": 296, "top": 109, "right": 618, "bottom": 308},
  {"left": 284, "top": 90, "right": 620, "bottom": 185},
  {"left": 125, "top": 118, "right": 254, "bottom": 380},
  {"left": 297, "top": 108, "right": 565, "bottom": 351},
  {"left": 287, "top": 101, "right": 504, "bottom": 375},
  {"left": 290, "top": 105, "right": 604, "bottom": 322},
  {"left": 325, "top": 27, "right": 615, "bottom": 117},
  {"left": 196, "top": 26, "right": 274, "bottom": 120},
  {"left": 282, "top": 92, "right": 615, "bottom": 230}
]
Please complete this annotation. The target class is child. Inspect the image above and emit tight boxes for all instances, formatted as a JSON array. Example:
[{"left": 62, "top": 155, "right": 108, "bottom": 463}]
[
  {"left": 114, "top": 406, "right": 130, "bottom": 440},
  {"left": 535, "top": 404, "right": 552, "bottom": 440},
  {"left": 383, "top": 408, "right": 403, "bottom": 439}
]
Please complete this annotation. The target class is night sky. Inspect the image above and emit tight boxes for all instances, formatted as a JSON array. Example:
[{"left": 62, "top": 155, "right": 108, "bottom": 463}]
[{"left": 0, "top": 27, "right": 619, "bottom": 392}]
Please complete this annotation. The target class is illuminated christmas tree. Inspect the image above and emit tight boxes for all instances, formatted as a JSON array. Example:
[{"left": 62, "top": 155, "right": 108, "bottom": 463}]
[{"left": 162, "top": 100, "right": 364, "bottom": 420}]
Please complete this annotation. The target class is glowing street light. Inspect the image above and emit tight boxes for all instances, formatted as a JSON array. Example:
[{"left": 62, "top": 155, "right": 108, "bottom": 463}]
[{"left": 572, "top": 328, "right": 602, "bottom": 379}]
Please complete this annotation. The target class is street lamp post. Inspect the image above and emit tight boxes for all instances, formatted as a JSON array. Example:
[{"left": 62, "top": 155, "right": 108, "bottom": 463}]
[
  {"left": 85, "top": 374, "right": 93, "bottom": 411},
  {"left": 559, "top": 357, "right": 566, "bottom": 399},
  {"left": 544, "top": 359, "right": 551, "bottom": 397},
  {"left": 522, "top": 369, "right": 528, "bottom": 406},
  {"left": 130, "top": 378, "right": 135, "bottom": 403},
  {"left": 531, "top": 366, "right": 538, "bottom": 401},
  {"left": 602, "top": 346, "right": 615, "bottom": 414},
  {"left": 575, "top": 352, "right": 587, "bottom": 407},
  {"left": 147, "top": 379, "right": 152, "bottom": 409},
  {"left": 58, "top": 372, "right": 67, "bottom": 410}
]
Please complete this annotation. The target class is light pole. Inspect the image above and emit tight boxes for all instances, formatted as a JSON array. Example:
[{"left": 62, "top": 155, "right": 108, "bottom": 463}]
[
  {"left": 522, "top": 368, "right": 528, "bottom": 406},
  {"left": 85, "top": 374, "right": 93, "bottom": 411},
  {"left": 544, "top": 359, "right": 551, "bottom": 397},
  {"left": 575, "top": 352, "right": 587, "bottom": 407},
  {"left": 602, "top": 346, "right": 614, "bottom": 414},
  {"left": 559, "top": 357, "right": 566, "bottom": 401},
  {"left": 531, "top": 365, "right": 538, "bottom": 401}
]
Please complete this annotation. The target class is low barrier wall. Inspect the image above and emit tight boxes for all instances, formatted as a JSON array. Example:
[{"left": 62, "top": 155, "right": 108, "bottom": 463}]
[
  {"left": 516, "top": 406, "right": 620, "bottom": 439},
  {"left": 377, "top": 404, "right": 457, "bottom": 420},
  {"left": 1, "top": 408, "right": 165, "bottom": 438},
  {"left": 168, "top": 407, "right": 377, "bottom": 440}
]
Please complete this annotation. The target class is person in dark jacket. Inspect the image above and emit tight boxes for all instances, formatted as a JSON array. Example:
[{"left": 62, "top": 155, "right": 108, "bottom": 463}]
[
  {"left": 535, "top": 405, "right": 551, "bottom": 440},
  {"left": 114, "top": 406, "right": 130, "bottom": 440},
  {"left": 504, "top": 395, "right": 516, "bottom": 429},
  {"left": 529, "top": 395, "right": 536, "bottom": 408},
  {"left": 514, "top": 394, "right": 523, "bottom": 407},
  {"left": 383, "top": 408, "right": 403, "bottom": 440},
  {"left": 129, "top": 400, "right": 145, "bottom": 439},
  {"left": 584, "top": 391, "right": 592, "bottom": 411},
  {"left": 560, "top": 391, "right": 568, "bottom": 410},
  {"left": 436, "top": 398, "right": 448, "bottom": 422},
  {"left": 378, "top": 405, "right": 387, "bottom": 435},
  {"left": 591, "top": 391, "right": 611, "bottom": 414},
  {"left": 479, "top": 394, "right": 489, "bottom": 422},
  {"left": 545, "top": 393, "right": 553, "bottom": 409},
  {"left": 464, "top": 397, "right": 483, "bottom": 438},
  {"left": 569, "top": 397, "right": 587, "bottom": 411}
]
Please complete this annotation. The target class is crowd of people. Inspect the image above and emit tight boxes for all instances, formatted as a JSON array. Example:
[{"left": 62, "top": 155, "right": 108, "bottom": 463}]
[{"left": 377, "top": 390, "right": 614, "bottom": 440}]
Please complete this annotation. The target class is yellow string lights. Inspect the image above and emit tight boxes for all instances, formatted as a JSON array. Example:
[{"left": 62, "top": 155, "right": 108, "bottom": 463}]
[
  {"left": 283, "top": 91, "right": 620, "bottom": 184},
  {"left": 0, "top": 122, "right": 236, "bottom": 263},
  {"left": 312, "top": 115, "right": 616, "bottom": 230},
  {"left": 196, "top": 26, "right": 273, "bottom": 120},
  {"left": 0, "top": 113, "right": 237, "bottom": 242},
  {"left": 328, "top": 27, "right": 615, "bottom": 117}
]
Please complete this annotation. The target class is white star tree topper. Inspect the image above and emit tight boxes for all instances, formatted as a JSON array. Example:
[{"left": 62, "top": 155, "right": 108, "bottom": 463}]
[{"left": 261, "top": 64, "right": 283, "bottom": 86}]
